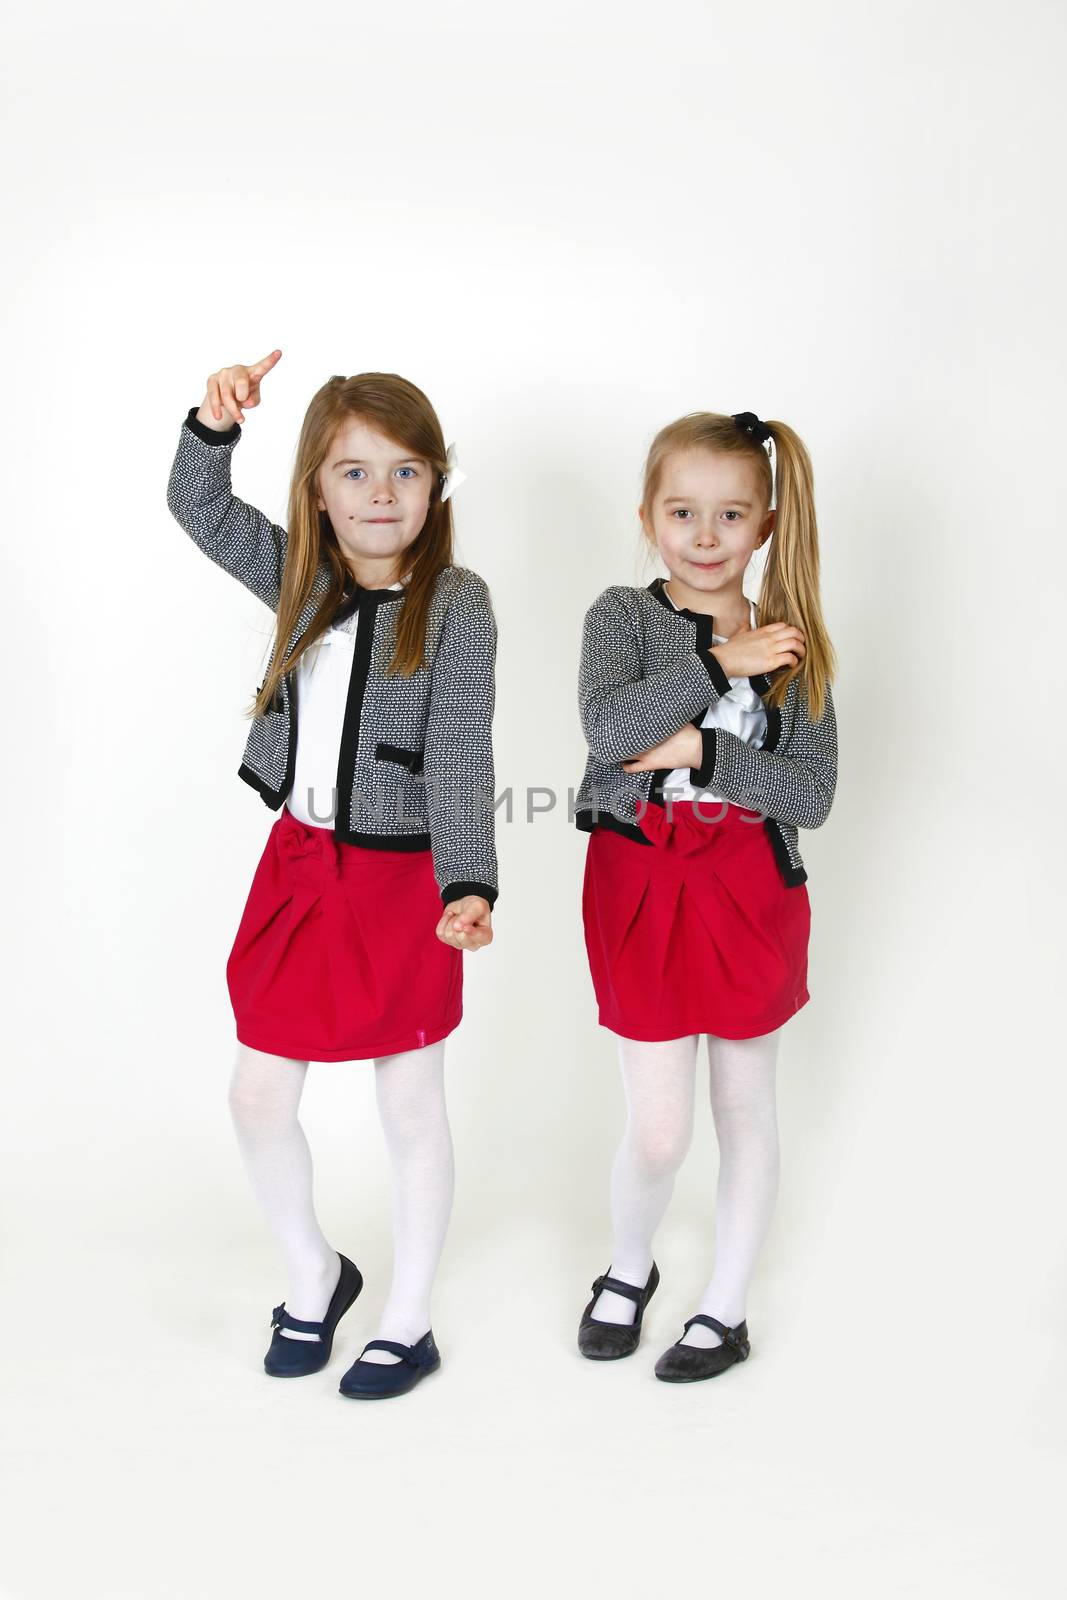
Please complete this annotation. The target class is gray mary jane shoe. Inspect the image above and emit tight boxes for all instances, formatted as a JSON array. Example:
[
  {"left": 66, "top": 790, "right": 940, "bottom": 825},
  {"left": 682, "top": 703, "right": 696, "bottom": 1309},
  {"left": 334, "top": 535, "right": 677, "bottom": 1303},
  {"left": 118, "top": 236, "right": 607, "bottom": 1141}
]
[
  {"left": 654, "top": 1313, "right": 751, "bottom": 1383},
  {"left": 577, "top": 1262, "right": 660, "bottom": 1360}
]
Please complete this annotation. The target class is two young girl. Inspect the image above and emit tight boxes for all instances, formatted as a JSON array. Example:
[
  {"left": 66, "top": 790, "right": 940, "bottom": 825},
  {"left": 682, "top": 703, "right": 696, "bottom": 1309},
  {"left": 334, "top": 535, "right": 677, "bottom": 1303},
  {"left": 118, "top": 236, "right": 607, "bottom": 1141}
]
[{"left": 166, "top": 360, "right": 837, "bottom": 1398}]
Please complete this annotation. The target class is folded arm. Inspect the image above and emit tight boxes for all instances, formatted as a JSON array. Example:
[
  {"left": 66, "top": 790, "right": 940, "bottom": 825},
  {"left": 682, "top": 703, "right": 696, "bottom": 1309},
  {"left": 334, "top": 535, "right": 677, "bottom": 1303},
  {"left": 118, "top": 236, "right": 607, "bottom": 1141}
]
[
  {"left": 579, "top": 588, "right": 731, "bottom": 764},
  {"left": 687, "top": 678, "right": 838, "bottom": 828}
]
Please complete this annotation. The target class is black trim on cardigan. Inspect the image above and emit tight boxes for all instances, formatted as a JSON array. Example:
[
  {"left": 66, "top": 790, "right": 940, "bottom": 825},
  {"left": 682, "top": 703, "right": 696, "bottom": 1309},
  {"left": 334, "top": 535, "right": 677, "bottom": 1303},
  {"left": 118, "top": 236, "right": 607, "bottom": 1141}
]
[
  {"left": 574, "top": 806, "right": 654, "bottom": 846},
  {"left": 647, "top": 764, "right": 671, "bottom": 810},
  {"left": 689, "top": 725, "right": 718, "bottom": 790},
  {"left": 441, "top": 880, "right": 499, "bottom": 908},
  {"left": 237, "top": 658, "right": 298, "bottom": 804},
  {"left": 238, "top": 761, "right": 286, "bottom": 807},
  {"left": 235, "top": 765, "right": 441, "bottom": 857},
  {"left": 764, "top": 818, "right": 807, "bottom": 885},
  {"left": 692, "top": 614, "right": 734, "bottom": 697},
  {"left": 334, "top": 589, "right": 379, "bottom": 833},
  {"left": 647, "top": 578, "right": 734, "bottom": 697},
  {"left": 282, "top": 662, "right": 299, "bottom": 801},
  {"left": 184, "top": 406, "right": 241, "bottom": 447},
  {"left": 335, "top": 824, "right": 432, "bottom": 851}
]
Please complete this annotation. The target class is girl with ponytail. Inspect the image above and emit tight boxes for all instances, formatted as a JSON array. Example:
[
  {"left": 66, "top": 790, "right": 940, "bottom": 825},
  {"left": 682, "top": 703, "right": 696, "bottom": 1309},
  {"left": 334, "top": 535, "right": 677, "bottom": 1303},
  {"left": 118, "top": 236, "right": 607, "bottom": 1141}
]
[{"left": 572, "top": 408, "right": 838, "bottom": 1384}]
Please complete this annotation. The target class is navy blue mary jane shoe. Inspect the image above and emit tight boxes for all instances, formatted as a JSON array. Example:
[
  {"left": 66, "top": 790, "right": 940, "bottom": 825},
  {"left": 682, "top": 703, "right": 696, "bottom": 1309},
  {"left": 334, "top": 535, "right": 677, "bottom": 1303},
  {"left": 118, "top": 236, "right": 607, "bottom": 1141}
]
[
  {"left": 338, "top": 1330, "right": 441, "bottom": 1399},
  {"left": 263, "top": 1252, "right": 364, "bottom": 1378}
]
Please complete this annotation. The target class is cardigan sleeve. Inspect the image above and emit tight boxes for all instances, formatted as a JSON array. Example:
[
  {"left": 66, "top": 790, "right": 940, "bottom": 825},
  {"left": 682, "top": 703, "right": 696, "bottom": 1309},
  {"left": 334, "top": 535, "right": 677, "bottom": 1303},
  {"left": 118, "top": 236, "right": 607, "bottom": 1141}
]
[
  {"left": 578, "top": 587, "right": 731, "bottom": 764},
  {"left": 165, "top": 408, "right": 287, "bottom": 612},
  {"left": 690, "top": 677, "right": 838, "bottom": 828},
  {"left": 421, "top": 570, "right": 499, "bottom": 908}
]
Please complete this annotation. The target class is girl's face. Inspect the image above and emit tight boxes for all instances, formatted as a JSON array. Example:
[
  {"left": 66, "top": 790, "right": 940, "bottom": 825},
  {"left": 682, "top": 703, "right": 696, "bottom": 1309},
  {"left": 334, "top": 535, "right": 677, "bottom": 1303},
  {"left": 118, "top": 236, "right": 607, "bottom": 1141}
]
[
  {"left": 640, "top": 447, "right": 775, "bottom": 597},
  {"left": 316, "top": 416, "right": 435, "bottom": 582}
]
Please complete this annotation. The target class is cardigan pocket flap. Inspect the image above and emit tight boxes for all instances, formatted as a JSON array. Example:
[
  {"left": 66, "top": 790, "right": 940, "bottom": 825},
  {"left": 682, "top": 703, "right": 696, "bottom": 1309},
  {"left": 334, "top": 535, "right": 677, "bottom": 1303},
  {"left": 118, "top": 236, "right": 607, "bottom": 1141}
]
[
  {"left": 255, "top": 678, "right": 286, "bottom": 715},
  {"left": 375, "top": 742, "right": 425, "bottom": 776}
]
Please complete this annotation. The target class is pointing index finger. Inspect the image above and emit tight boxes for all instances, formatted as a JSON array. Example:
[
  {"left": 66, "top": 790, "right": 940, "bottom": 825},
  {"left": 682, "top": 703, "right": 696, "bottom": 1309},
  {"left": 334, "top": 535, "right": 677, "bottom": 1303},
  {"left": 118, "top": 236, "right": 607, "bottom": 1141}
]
[{"left": 249, "top": 348, "right": 283, "bottom": 379}]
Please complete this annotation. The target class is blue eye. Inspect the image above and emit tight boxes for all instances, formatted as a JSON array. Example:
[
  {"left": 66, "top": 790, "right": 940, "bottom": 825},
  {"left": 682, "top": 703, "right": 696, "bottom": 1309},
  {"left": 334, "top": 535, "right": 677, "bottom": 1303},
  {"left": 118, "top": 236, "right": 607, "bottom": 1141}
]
[
  {"left": 397, "top": 467, "right": 416, "bottom": 479},
  {"left": 344, "top": 468, "right": 365, "bottom": 480}
]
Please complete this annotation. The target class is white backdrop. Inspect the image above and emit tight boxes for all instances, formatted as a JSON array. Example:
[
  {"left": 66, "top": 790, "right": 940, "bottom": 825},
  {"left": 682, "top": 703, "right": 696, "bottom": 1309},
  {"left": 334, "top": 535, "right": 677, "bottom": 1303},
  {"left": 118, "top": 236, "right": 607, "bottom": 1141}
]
[{"left": 2, "top": 2, "right": 1063, "bottom": 1596}]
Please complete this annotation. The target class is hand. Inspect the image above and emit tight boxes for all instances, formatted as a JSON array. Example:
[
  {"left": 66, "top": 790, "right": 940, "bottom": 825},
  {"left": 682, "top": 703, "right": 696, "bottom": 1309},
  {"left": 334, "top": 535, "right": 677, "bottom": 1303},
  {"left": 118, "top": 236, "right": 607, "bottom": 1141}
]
[
  {"left": 436, "top": 895, "right": 493, "bottom": 951},
  {"left": 713, "top": 621, "right": 806, "bottom": 678},
  {"left": 622, "top": 725, "right": 702, "bottom": 774},
  {"left": 196, "top": 349, "right": 283, "bottom": 430}
]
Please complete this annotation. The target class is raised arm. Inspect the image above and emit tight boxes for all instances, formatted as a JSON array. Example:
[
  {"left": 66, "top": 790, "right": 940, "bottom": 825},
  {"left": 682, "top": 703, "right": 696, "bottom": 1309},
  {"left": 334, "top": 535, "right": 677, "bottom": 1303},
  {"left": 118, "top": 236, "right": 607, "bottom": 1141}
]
[
  {"left": 421, "top": 570, "right": 499, "bottom": 907},
  {"left": 578, "top": 587, "right": 732, "bottom": 765},
  {"left": 165, "top": 412, "right": 289, "bottom": 612},
  {"left": 165, "top": 352, "right": 287, "bottom": 611}
]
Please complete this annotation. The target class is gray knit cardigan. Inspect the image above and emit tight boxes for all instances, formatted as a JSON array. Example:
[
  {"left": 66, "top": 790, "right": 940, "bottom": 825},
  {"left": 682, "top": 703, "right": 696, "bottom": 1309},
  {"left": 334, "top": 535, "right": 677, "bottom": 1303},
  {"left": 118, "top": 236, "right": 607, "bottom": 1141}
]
[
  {"left": 165, "top": 409, "right": 498, "bottom": 908},
  {"left": 574, "top": 577, "right": 838, "bottom": 886}
]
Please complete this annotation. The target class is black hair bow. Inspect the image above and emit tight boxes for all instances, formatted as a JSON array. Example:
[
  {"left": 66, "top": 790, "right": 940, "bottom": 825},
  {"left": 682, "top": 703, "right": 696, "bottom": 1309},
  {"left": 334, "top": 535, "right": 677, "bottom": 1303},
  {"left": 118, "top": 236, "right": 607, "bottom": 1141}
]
[{"left": 731, "top": 411, "right": 772, "bottom": 445}]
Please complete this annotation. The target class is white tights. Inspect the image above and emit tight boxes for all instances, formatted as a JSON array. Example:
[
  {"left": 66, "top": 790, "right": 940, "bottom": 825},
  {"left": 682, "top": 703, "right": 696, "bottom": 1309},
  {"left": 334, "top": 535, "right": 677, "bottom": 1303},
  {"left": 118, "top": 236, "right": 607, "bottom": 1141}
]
[
  {"left": 591, "top": 1029, "right": 781, "bottom": 1349},
  {"left": 228, "top": 1039, "right": 454, "bottom": 1365}
]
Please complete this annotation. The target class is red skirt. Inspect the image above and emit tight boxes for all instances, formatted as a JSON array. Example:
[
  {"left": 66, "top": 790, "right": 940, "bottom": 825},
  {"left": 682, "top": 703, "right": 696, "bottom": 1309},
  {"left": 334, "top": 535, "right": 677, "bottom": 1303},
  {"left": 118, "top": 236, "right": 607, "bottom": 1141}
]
[
  {"left": 581, "top": 799, "right": 810, "bottom": 1041},
  {"left": 226, "top": 804, "right": 462, "bottom": 1062}
]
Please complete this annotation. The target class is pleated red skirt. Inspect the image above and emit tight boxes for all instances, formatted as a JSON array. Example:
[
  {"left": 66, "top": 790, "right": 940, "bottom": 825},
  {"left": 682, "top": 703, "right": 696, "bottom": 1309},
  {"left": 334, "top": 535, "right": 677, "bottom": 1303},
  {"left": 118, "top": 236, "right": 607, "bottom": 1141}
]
[
  {"left": 226, "top": 804, "right": 462, "bottom": 1062},
  {"left": 582, "top": 798, "right": 810, "bottom": 1041}
]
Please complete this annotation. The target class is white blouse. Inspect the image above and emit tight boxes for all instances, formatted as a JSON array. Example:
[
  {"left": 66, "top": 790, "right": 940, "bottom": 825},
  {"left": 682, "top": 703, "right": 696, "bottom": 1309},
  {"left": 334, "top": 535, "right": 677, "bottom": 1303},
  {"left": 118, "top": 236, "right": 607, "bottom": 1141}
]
[
  {"left": 285, "top": 581, "right": 405, "bottom": 828},
  {"left": 660, "top": 588, "right": 767, "bottom": 805}
]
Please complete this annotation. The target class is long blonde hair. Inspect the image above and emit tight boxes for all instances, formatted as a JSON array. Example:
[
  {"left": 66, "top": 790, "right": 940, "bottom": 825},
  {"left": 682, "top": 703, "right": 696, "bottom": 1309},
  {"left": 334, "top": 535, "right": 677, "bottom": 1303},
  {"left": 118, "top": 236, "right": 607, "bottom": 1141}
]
[
  {"left": 639, "top": 412, "right": 836, "bottom": 721},
  {"left": 249, "top": 372, "right": 454, "bottom": 720}
]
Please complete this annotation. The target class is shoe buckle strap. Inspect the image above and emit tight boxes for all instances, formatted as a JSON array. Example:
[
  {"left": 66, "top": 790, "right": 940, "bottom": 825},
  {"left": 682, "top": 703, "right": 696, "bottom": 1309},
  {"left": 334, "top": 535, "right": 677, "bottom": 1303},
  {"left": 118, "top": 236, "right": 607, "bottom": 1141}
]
[
  {"left": 271, "top": 1302, "right": 325, "bottom": 1340},
  {"left": 683, "top": 1313, "right": 748, "bottom": 1355},
  {"left": 360, "top": 1338, "right": 423, "bottom": 1369},
  {"left": 591, "top": 1273, "right": 646, "bottom": 1305}
]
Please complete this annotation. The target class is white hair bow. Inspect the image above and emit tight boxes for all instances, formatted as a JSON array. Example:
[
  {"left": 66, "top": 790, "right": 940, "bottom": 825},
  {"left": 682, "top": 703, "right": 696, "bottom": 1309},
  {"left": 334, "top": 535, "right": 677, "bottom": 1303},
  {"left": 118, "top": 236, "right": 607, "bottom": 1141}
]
[
  {"left": 766, "top": 434, "right": 777, "bottom": 511},
  {"left": 440, "top": 441, "right": 468, "bottom": 502}
]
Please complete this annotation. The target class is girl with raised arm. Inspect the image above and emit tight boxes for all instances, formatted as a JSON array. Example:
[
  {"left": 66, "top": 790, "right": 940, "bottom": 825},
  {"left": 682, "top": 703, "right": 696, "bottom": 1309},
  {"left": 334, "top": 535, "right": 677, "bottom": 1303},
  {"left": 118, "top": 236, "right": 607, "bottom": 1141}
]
[{"left": 166, "top": 352, "right": 497, "bottom": 1400}]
